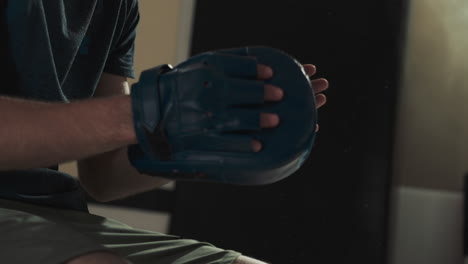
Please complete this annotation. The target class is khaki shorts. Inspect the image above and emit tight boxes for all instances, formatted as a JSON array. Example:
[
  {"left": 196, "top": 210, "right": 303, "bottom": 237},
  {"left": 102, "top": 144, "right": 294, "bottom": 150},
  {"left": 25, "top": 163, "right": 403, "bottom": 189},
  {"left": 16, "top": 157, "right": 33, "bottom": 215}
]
[{"left": 0, "top": 199, "right": 241, "bottom": 264}]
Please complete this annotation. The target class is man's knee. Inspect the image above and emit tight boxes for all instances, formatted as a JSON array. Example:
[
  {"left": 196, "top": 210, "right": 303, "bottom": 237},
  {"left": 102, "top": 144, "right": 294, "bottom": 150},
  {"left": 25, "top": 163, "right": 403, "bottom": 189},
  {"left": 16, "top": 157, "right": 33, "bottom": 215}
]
[
  {"left": 234, "top": 255, "right": 269, "bottom": 264},
  {"left": 66, "top": 251, "right": 130, "bottom": 264}
]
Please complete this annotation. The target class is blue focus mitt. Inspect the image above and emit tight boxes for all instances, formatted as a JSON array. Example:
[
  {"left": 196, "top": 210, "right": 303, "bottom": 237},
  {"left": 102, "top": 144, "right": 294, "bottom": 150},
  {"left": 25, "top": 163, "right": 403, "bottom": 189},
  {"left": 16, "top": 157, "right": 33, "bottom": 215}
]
[{"left": 128, "top": 46, "right": 317, "bottom": 185}]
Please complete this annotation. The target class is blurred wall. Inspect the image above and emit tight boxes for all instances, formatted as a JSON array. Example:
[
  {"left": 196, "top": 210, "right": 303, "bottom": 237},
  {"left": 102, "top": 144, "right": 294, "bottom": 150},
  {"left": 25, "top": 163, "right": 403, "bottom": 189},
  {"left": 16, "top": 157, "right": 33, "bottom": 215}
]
[
  {"left": 393, "top": 0, "right": 468, "bottom": 191},
  {"left": 390, "top": 0, "right": 468, "bottom": 263}
]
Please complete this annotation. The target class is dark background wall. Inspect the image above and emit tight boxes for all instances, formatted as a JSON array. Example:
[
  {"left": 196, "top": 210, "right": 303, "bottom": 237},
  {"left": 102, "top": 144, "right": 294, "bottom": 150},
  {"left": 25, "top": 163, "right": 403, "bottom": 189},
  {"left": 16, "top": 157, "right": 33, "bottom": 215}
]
[{"left": 169, "top": 1, "right": 407, "bottom": 264}]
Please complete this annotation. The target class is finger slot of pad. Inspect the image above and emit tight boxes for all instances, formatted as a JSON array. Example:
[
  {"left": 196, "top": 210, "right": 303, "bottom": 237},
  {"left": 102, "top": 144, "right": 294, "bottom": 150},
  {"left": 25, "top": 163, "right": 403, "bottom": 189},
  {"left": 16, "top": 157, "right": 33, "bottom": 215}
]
[
  {"left": 205, "top": 54, "right": 258, "bottom": 79},
  {"left": 181, "top": 134, "right": 254, "bottom": 152},
  {"left": 224, "top": 78, "right": 264, "bottom": 105},
  {"left": 211, "top": 109, "right": 261, "bottom": 132}
]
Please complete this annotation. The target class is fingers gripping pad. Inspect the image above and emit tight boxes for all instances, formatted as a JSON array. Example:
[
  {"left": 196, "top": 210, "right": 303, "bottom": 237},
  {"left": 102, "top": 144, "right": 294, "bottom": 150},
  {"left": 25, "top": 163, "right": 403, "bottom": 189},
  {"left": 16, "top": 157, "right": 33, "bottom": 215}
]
[{"left": 129, "top": 46, "right": 317, "bottom": 185}]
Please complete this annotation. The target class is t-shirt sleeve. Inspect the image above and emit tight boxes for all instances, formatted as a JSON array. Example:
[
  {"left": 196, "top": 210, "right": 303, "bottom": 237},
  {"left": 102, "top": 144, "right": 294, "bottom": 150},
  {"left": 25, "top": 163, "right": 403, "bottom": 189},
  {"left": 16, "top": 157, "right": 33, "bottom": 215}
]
[{"left": 103, "top": 0, "right": 139, "bottom": 78}]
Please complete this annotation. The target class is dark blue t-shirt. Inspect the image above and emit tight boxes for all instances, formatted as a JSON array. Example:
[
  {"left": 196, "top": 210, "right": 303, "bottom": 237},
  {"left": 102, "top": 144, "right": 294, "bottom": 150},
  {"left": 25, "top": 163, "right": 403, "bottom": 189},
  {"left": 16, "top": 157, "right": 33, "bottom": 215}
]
[{"left": 0, "top": 0, "right": 139, "bottom": 211}]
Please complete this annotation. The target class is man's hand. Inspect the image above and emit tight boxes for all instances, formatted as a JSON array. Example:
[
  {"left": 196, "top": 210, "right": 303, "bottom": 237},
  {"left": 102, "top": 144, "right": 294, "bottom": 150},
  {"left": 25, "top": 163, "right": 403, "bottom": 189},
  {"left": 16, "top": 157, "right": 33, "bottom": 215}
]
[{"left": 253, "top": 64, "right": 329, "bottom": 152}]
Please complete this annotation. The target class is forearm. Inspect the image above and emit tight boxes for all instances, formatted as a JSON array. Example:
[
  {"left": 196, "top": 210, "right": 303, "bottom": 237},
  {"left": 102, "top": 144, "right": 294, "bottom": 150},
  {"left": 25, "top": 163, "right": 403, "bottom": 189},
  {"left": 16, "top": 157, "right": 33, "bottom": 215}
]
[
  {"left": 78, "top": 147, "right": 172, "bottom": 202},
  {"left": 0, "top": 95, "right": 136, "bottom": 170}
]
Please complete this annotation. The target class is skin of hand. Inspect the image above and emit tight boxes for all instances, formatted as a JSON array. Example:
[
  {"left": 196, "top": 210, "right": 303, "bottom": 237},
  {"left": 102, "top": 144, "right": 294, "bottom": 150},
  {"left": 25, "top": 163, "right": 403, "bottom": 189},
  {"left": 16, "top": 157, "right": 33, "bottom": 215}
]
[{"left": 253, "top": 64, "right": 329, "bottom": 152}]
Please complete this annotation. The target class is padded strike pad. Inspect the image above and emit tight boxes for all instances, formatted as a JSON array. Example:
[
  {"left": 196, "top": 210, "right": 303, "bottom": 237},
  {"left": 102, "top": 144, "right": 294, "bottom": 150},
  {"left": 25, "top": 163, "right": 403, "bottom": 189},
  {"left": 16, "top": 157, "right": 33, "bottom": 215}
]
[{"left": 129, "top": 46, "right": 317, "bottom": 185}]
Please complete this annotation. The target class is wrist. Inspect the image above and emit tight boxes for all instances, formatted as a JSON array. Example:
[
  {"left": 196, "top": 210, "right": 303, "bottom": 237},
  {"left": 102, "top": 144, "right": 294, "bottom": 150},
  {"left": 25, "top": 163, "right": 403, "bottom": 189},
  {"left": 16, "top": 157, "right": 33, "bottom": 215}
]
[{"left": 112, "top": 94, "right": 138, "bottom": 145}]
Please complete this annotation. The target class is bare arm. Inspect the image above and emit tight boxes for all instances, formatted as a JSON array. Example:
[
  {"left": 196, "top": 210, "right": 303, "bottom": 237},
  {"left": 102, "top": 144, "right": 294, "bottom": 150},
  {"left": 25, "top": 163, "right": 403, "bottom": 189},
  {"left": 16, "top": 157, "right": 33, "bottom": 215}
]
[
  {"left": 78, "top": 73, "right": 171, "bottom": 202},
  {"left": 0, "top": 93, "right": 136, "bottom": 170}
]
